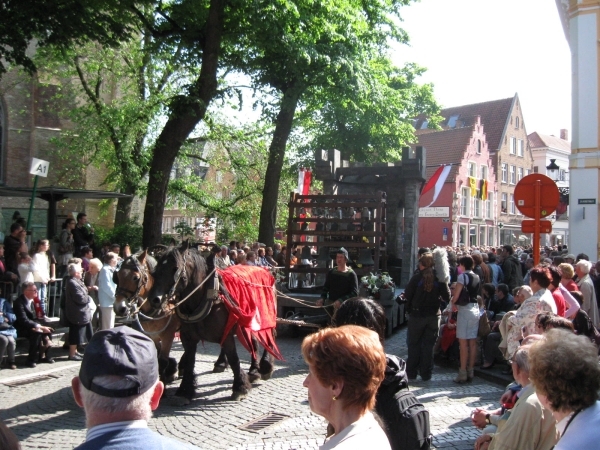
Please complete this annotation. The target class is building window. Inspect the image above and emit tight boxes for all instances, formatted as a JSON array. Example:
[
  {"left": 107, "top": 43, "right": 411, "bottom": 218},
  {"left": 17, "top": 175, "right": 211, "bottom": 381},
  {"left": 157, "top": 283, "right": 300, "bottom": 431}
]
[
  {"left": 518, "top": 140, "right": 524, "bottom": 157},
  {"left": 474, "top": 198, "right": 481, "bottom": 218},
  {"left": 517, "top": 167, "right": 523, "bottom": 181},
  {"left": 509, "top": 194, "right": 515, "bottom": 214},
  {"left": 481, "top": 165, "right": 488, "bottom": 180},
  {"left": 488, "top": 227, "right": 494, "bottom": 246},
  {"left": 459, "top": 224, "right": 467, "bottom": 246},
  {"left": 477, "top": 140, "right": 482, "bottom": 154},
  {"left": 468, "top": 161, "right": 477, "bottom": 178},
  {"left": 515, "top": 117, "right": 520, "bottom": 129},
  {"left": 510, "top": 137, "right": 516, "bottom": 154},
  {"left": 501, "top": 164, "right": 508, "bottom": 183},
  {"left": 526, "top": 169, "right": 531, "bottom": 176},
  {"left": 510, "top": 165, "right": 516, "bottom": 184},
  {"left": 486, "top": 192, "right": 493, "bottom": 218},
  {"left": 501, "top": 193, "right": 507, "bottom": 213},
  {"left": 559, "top": 169, "right": 566, "bottom": 181},
  {"left": 470, "top": 226, "right": 477, "bottom": 246},
  {"left": 461, "top": 187, "right": 470, "bottom": 216},
  {"left": 479, "top": 226, "right": 486, "bottom": 246}
]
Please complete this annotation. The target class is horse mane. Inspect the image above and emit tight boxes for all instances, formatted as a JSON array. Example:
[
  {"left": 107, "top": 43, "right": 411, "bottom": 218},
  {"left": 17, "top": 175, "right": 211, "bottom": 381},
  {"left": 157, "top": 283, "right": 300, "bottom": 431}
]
[
  {"left": 124, "top": 252, "right": 157, "bottom": 271},
  {"left": 172, "top": 246, "right": 207, "bottom": 285}
]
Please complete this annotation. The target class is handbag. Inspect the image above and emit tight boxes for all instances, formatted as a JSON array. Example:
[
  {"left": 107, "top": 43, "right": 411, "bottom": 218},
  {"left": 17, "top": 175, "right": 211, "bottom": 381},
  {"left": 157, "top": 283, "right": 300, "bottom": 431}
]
[{"left": 478, "top": 311, "right": 491, "bottom": 338}]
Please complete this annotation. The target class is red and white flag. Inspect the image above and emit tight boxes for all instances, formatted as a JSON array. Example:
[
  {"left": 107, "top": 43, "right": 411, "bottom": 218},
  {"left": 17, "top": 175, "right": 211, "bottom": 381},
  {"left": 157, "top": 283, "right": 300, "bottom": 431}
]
[
  {"left": 298, "top": 168, "right": 312, "bottom": 195},
  {"left": 422, "top": 165, "right": 451, "bottom": 207}
]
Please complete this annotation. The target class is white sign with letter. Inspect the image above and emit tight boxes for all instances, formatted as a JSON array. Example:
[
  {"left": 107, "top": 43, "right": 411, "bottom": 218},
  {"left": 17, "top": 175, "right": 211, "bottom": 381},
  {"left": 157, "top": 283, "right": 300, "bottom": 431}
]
[
  {"left": 29, "top": 158, "right": 50, "bottom": 177},
  {"left": 418, "top": 207, "right": 449, "bottom": 218}
]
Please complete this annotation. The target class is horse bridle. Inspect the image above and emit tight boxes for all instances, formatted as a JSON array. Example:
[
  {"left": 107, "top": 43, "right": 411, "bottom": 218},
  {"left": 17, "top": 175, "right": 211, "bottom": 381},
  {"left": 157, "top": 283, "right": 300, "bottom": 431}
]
[
  {"left": 168, "top": 248, "right": 190, "bottom": 300},
  {"left": 116, "top": 256, "right": 153, "bottom": 317}
]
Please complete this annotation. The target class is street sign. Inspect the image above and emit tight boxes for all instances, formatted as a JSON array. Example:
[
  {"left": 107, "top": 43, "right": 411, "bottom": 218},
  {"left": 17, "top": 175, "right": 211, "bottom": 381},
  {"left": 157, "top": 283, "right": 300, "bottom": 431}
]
[
  {"left": 521, "top": 220, "right": 552, "bottom": 234},
  {"left": 514, "top": 174, "right": 559, "bottom": 218},
  {"left": 29, "top": 158, "right": 50, "bottom": 178},
  {"left": 578, "top": 198, "right": 596, "bottom": 204}
]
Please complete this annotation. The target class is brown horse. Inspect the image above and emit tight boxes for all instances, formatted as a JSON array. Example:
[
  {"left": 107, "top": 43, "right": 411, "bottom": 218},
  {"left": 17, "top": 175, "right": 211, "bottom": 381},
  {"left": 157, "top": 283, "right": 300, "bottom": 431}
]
[{"left": 114, "top": 251, "right": 182, "bottom": 384}]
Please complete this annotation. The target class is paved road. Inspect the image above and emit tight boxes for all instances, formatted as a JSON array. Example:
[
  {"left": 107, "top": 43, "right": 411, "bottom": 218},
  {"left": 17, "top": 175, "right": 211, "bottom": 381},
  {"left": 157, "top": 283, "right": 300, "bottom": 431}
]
[{"left": 0, "top": 324, "right": 504, "bottom": 449}]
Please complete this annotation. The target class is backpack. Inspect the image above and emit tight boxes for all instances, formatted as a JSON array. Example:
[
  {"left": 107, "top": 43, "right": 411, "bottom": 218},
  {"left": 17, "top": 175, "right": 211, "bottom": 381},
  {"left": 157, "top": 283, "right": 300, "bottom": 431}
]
[
  {"left": 377, "top": 385, "right": 432, "bottom": 450},
  {"left": 457, "top": 272, "right": 480, "bottom": 306}
]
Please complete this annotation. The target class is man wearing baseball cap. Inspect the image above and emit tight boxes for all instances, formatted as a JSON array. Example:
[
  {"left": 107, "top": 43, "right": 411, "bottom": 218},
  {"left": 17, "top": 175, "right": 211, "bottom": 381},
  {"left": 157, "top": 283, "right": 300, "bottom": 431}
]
[{"left": 71, "top": 326, "right": 199, "bottom": 449}]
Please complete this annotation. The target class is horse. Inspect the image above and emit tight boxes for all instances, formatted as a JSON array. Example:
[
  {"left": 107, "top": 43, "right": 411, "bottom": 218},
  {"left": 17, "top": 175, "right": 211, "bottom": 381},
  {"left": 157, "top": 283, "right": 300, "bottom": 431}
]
[
  {"left": 147, "top": 242, "right": 277, "bottom": 402},
  {"left": 113, "top": 251, "right": 182, "bottom": 384}
]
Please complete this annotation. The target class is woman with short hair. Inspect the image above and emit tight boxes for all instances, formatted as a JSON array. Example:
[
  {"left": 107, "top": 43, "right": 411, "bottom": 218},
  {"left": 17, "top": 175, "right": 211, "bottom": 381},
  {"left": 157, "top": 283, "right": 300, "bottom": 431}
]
[
  {"left": 529, "top": 329, "right": 600, "bottom": 449},
  {"left": 65, "top": 263, "right": 93, "bottom": 360},
  {"left": 302, "top": 325, "right": 390, "bottom": 449},
  {"left": 450, "top": 255, "right": 480, "bottom": 383}
]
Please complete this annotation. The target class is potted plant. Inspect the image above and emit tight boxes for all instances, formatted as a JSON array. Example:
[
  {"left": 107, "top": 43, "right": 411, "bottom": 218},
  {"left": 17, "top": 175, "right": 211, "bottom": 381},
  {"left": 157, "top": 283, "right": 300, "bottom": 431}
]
[{"left": 360, "top": 272, "right": 395, "bottom": 305}]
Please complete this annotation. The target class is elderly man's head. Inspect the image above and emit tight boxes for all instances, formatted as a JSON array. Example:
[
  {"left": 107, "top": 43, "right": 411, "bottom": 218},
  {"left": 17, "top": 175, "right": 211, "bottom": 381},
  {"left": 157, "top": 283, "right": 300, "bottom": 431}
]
[
  {"left": 575, "top": 260, "right": 592, "bottom": 279},
  {"left": 71, "top": 327, "right": 163, "bottom": 427}
]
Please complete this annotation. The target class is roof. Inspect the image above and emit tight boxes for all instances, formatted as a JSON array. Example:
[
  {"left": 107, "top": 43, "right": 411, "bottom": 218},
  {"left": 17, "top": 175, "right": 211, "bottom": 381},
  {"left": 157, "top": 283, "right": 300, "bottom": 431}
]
[
  {"left": 528, "top": 131, "right": 571, "bottom": 154},
  {"left": 413, "top": 126, "right": 476, "bottom": 181},
  {"left": 415, "top": 96, "right": 515, "bottom": 152},
  {"left": 0, "top": 186, "right": 131, "bottom": 201}
]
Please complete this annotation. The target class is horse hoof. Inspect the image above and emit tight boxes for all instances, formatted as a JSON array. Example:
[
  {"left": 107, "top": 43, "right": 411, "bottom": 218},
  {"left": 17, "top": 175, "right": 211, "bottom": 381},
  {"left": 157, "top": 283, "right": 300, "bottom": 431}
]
[
  {"left": 172, "top": 396, "right": 191, "bottom": 406},
  {"left": 231, "top": 391, "right": 248, "bottom": 401},
  {"left": 213, "top": 365, "right": 228, "bottom": 373},
  {"left": 260, "top": 371, "right": 273, "bottom": 381},
  {"left": 248, "top": 372, "right": 261, "bottom": 383}
]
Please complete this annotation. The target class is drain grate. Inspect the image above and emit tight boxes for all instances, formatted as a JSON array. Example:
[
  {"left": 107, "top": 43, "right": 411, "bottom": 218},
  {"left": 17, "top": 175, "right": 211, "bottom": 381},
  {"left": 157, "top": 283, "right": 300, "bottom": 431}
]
[
  {"left": 3, "top": 374, "right": 60, "bottom": 387},
  {"left": 238, "top": 412, "right": 290, "bottom": 433}
]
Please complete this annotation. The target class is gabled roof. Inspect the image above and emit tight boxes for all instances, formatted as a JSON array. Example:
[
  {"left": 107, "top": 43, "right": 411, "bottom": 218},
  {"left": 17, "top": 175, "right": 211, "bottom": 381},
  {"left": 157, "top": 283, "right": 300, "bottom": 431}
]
[
  {"left": 415, "top": 96, "right": 515, "bottom": 152},
  {"left": 413, "top": 126, "right": 476, "bottom": 181},
  {"left": 528, "top": 131, "right": 571, "bottom": 154}
]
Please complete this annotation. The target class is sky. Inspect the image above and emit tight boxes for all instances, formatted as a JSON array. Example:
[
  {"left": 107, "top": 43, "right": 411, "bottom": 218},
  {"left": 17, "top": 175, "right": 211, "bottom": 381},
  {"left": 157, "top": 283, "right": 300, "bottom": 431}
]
[{"left": 392, "top": 0, "right": 571, "bottom": 138}]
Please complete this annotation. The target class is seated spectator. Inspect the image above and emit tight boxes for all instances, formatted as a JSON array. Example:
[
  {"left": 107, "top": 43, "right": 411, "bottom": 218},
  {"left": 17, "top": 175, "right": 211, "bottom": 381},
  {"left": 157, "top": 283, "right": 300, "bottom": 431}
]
[
  {"left": 0, "top": 296, "right": 17, "bottom": 369},
  {"left": 228, "top": 250, "right": 237, "bottom": 265},
  {"left": 214, "top": 246, "right": 230, "bottom": 270},
  {"left": 65, "top": 264, "right": 93, "bottom": 361},
  {"left": 257, "top": 248, "right": 268, "bottom": 267},
  {"left": 14, "top": 282, "right": 54, "bottom": 367},
  {"left": 529, "top": 329, "right": 600, "bottom": 449},
  {"left": 265, "top": 247, "right": 277, "bottom": 267},
  {"left": 495, "top": 284, "right": 515, "bottom": 313},
  {"left": 71, "top": 326, "right": 200, "bottom": 449},
  {"left": 481, "top": 283, "right": 497, "bottom": 319},
  {"left": 474, "top": 345, "right": 558, "bottom": 450},
  {"left": 505, "top": 285, "right": 543, "bottom": 360},
  {"left": 245, "top": 251, "right": 258, "bottom": 266},
  {"left": 534, "top": 312, "right": 574, "bottom": 334},
  {"left": 236, "top": 253, "right": 247, "bottom": 265}
]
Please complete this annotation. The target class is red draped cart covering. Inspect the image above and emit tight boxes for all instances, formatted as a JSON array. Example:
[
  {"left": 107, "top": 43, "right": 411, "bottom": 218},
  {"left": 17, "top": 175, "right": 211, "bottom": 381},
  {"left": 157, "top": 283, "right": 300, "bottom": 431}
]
[{"left": 217, "top": 265, "right": 283, "bottom": 360}]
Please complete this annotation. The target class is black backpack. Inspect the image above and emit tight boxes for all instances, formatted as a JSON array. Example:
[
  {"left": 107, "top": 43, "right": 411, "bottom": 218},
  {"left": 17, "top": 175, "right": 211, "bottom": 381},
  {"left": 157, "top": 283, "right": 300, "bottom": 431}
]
[{"left": 377, "top": 388, "right": 432, "bottom": 450}]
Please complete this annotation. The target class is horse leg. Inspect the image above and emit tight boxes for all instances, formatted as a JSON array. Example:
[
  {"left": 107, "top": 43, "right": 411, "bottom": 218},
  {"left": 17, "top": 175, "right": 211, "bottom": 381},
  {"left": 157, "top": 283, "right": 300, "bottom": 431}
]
[
  {"left": 174, "top": 333, "right": 198, "bottom": 404},
  {"left": 213, "top": 348, "right": 229, "bottom": 373},
  {"left": 158, "top": 328, "right": 178, "bottom": 384},
  {"left": 247, "top": 336, "right": 261, "bottom": 383},
  {"left": 258, "top": 347, "right": 275, "bottom": 381},
  {"left": 222, "top": 334, "right": 251, "bottom": 401}
]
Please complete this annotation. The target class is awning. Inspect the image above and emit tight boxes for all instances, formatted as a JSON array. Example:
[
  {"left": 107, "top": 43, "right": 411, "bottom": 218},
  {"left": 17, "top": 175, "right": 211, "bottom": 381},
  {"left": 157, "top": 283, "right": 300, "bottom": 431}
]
[{"left": 0, "top": 186, "right": 132, "bottom": 237}]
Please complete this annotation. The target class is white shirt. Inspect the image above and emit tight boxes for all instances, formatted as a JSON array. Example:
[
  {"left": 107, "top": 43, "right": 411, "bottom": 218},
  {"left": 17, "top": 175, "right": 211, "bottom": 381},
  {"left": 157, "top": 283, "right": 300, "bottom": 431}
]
[
  {"left": 320, "top": 411, "right": 391, "bottom": 450},
  {"left": 85, "top": 420, "right": 148, "bottom": 442}
]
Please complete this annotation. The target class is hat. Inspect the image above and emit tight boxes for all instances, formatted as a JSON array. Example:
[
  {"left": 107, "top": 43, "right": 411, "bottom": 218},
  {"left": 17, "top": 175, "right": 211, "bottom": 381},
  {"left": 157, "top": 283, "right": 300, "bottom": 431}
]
[
  {"left": 79, "top": 326, "right": 158, "bottom": 398},
  {"left": 565, "top": 254, "right": 576, "bottom": 260},
  {"left": 336, "top": 247, "right": 349, "bottom": 260}
]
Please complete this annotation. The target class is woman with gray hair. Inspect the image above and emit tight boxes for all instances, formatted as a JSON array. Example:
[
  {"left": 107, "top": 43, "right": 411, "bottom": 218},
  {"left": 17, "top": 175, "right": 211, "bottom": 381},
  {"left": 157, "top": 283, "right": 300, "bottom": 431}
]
[
  {"left": 474, "top": 344, "right": 558, "bottom": 450},
  {"left": 65, "top": 263, "right": 93, "bottom": 360},
  {"left": 575, "top": 259, "right": 600, "bottom": 327}
]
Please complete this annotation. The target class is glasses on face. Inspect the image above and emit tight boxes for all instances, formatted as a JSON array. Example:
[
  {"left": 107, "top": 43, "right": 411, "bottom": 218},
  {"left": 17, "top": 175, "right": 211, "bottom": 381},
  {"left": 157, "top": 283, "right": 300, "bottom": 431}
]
[{"left": 26, "top": 288, "right": 38, "bottom": 292}]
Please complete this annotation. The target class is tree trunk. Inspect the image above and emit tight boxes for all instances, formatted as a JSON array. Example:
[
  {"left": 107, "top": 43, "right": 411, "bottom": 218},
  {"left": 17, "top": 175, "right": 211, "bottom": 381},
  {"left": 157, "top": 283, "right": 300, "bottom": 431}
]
[
  {"left": 141, "top": 0, "right": 225, "bottom": 248},
  {"left": 257, "top": 84, "right": 303, "bottom": 247},
  {"left": 114, "top": 192, "right": 134, "bottom": 226}
]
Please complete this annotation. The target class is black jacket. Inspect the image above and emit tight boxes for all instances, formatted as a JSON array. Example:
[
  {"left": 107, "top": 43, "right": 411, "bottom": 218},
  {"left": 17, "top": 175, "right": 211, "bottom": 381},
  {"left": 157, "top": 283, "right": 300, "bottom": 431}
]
[
  {"left": 501, "top": 255, "right": 523, "bottom": 291},
  {"left": 404, "top": 270, "right": 451, "bottom": 317},
  {"left": 65, "top": 277, "right": 92, "bottom": 325},
  {"left": 13, "top": 295, "right": 40, "bottom": 334}
]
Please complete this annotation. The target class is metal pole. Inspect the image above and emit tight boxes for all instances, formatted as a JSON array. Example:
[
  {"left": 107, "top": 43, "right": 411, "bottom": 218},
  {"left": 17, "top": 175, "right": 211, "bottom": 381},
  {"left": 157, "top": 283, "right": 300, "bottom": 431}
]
[
  {"left": 26, "top": 175, "right": 39, "bottom": 232},
  {"left": 533, "top": 180, "right": 541, "bottom": 266}
]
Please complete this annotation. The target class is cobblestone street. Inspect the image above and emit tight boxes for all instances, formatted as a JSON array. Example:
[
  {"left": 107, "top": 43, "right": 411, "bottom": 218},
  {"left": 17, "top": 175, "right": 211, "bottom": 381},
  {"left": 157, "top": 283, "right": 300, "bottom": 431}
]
[{"left": 0, "top": 324, "right": 504, "bottom": 449}]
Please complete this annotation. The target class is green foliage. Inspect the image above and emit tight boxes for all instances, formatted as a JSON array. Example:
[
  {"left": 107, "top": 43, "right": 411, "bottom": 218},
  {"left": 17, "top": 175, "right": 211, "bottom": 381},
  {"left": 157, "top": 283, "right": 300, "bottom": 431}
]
[
  {"left": 94, "top": 220, "right": 143, "bottom": 251},
  {"left": 0, "top": 0, "right": 153, "bottom": 76},
  {"left": 173, "top": 220, "right": 195, "bottom": 241}
]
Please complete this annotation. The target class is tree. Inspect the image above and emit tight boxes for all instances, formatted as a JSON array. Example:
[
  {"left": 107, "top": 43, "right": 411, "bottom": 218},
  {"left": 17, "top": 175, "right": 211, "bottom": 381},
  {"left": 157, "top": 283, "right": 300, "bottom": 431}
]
[
  {"left": 173, "top": 220, "right": 195, "bottom": 242},
  {"left": 0, "top": 0, "right": 153, "bottom": 76},
  {"left": 230, "top": 0, "right": 438, "bottom": 246}
]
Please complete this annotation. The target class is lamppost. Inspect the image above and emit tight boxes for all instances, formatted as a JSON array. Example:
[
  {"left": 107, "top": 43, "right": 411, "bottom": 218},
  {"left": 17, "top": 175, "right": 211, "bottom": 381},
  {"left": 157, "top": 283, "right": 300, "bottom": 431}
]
[{"left": 545, "top": 159, "right": 569, "bottom": 246}]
